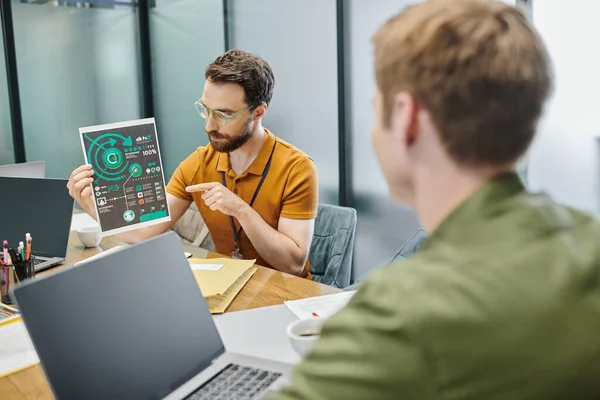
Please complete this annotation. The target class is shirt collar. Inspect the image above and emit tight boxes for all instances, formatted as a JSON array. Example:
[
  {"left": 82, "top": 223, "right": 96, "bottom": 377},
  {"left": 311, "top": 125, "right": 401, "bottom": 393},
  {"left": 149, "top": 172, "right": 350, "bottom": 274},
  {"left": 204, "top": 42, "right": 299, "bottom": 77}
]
[
  {"left": 215, "top": 128, "right": 276, "bottom": 176},
  {"left": 216, "top": 151, "right": 228, "bottom": 173},
  {"left": 247, "top": 128, "right": 276, "bottom": 176},
  {"left": 423, "top": 172, "right": 525, "bottom": 249}
]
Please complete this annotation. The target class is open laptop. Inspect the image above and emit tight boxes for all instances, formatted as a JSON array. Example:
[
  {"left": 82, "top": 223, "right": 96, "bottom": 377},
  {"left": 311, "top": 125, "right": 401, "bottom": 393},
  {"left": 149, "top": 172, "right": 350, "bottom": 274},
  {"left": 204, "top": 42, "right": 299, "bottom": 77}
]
[
  {"left": 0, "top": 161, "right": 45, "bottom": 178},
  {"left": 0, "top": 176, "right": 73, "bottom": 271},
  {"left": 13, "top": 231, "right": 291, "bottom": 400}
]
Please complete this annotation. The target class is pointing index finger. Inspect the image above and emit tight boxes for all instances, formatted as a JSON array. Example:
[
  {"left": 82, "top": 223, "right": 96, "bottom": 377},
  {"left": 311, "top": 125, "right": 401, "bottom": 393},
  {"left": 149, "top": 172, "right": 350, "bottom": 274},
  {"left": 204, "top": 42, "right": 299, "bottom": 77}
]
[{"left": 185, "top": 182, "right": 219, "bottom": 193}]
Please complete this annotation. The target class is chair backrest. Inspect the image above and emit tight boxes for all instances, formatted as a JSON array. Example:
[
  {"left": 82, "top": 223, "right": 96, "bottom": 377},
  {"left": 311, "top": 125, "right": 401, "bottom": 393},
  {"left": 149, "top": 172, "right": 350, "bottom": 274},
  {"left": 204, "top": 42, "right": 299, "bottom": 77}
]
[
  {"left": 345, "top": 228, "right": 427, "bottom": 291},
  {"left": 171, "top": 202, "right": 214, "bottom": 250},
  {"left": 390, "top": 229, "right": 427, "bottom": 263},
  {"left": 308, "top": 204, "right": 357, "bottom": 288}
]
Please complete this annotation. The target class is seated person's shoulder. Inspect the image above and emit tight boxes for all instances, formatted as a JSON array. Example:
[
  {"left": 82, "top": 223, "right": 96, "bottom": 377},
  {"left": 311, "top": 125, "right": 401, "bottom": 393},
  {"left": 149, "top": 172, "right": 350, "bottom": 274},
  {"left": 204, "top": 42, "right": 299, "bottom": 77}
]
[
  {"left": 274, "top": 137, "right": 315, "bottom": 168},
  {"left": 519, "top": 190, "right": 597, "bottom": 227},
  {"left": 167, "top": 145, "right": 218, "bottom": 200},
  {"left": 188, "top": 144, "right": 216, "bottom": 164},
  {"left": 518, "top": 192, "right": 600, "bottom": 251},
  {"left": 560, "top": 202, "right": 600, "bottom": 230},
  {"left": 272, "top": 138, "right": 318, "bottom": 211},
  {"left": 176, "top": 145, "right": 220, "bottom": 177}
]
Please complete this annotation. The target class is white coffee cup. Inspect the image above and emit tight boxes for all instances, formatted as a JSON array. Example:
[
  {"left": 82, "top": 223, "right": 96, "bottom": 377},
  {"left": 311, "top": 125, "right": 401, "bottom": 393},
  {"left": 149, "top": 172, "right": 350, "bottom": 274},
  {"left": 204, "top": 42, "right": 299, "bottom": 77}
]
[
  {"left": 76, "top": 226, "right": 102, "bottom": 248},
  {"left": 287, "top": 317, "right": 325, "bottom": 357}
]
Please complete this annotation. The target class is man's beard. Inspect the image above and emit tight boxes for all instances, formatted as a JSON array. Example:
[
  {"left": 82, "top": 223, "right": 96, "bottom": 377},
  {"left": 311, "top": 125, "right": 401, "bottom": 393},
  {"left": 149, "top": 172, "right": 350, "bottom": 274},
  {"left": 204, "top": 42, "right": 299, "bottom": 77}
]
[{"left": 207, "top": 124, "right": 253, "bottom": 153}]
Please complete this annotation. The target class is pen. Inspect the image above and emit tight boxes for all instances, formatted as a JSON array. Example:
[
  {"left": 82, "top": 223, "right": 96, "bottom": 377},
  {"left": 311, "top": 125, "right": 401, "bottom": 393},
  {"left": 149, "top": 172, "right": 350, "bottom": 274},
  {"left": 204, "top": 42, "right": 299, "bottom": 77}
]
[
  {"left": 3, "top": 240, "right": 8, "bottom": 266},
  {"left": 3, "top": 242, "right": 11, "bottom": 292},
  {"left": 19, "top": 242, "right": 24, "bottom": 263},
  {"left": 0, "top": 267, "right": 5, "bottom": 299},
  {"left": 18, "top": 242, "right": 26, "bottom": 277},
  {"left": 28, "top": 236, "right": 33, "bottom": 268},
  {"left": 11, "top": 266, "right": 19, "bottom": 283},
  {"left": 25, "top": 233, "right": 32, "bottom": 262},
  {"left": 8, "top": 248, "right": 18, "bottom": 265},
  {"left": 0, "top": 250, "right": 4, "bottom": 298}
]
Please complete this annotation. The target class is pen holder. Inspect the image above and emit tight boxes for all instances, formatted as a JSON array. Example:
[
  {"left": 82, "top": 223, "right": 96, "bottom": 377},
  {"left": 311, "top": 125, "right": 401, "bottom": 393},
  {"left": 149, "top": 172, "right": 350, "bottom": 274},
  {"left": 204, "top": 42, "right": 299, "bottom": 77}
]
[{"left": 0, "top": 256, "right": 35, "bottom": 305}]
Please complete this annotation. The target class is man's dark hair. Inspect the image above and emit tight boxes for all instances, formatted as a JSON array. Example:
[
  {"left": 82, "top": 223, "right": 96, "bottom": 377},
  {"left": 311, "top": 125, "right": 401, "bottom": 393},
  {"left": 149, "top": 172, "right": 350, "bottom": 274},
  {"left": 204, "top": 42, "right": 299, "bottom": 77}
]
[{"left": 205, "top": 49, "right": 275, "bottom": 108}]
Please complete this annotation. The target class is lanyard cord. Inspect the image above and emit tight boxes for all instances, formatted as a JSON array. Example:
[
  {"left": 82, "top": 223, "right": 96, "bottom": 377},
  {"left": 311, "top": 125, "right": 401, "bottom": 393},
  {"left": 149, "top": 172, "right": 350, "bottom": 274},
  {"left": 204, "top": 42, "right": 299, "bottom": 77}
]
[{"left": 219, "top": 139, "right": 277, "bottom": 249}]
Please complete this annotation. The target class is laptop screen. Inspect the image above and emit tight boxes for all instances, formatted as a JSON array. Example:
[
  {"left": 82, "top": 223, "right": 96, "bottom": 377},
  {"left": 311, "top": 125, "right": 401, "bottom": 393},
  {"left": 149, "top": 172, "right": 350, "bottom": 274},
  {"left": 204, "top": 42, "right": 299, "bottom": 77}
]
[
  {"left": 0, "top": 177, "right": 73, "bottom": 258},
  {"left": 14, "top": 232, "right": 226, "bottom": 400},
  {"left": 0, "top": 161, "right": 45, "bottom": 178}
]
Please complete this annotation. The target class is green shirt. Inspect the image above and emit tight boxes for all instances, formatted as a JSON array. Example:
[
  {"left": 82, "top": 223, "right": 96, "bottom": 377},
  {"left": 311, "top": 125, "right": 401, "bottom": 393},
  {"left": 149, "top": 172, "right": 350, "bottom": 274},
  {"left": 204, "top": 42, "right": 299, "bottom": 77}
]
[{"left": 267, "top": 173, "right": 600, "bottom": 400}]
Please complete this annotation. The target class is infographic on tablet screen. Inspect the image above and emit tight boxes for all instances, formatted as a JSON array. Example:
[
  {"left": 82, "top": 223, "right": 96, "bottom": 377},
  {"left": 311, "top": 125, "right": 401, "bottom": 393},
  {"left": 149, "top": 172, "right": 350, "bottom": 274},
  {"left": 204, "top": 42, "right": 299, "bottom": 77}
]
[{"left": 79, "top": 118, "right": 170, "bottom": 235}]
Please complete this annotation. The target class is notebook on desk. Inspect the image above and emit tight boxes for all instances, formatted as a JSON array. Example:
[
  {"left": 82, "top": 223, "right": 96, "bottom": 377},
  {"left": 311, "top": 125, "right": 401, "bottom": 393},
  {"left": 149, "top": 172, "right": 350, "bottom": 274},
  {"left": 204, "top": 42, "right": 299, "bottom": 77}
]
[{"left": 189, "top": 257, "right": 257, "bottom": 314}]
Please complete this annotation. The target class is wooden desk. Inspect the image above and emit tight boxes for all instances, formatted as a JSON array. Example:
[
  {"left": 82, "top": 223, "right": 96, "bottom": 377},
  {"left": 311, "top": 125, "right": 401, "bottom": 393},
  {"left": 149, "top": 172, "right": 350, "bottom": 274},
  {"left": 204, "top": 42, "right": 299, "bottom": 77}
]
[{"left": 0, "top": 231, "right": 340, "bottom": 399}]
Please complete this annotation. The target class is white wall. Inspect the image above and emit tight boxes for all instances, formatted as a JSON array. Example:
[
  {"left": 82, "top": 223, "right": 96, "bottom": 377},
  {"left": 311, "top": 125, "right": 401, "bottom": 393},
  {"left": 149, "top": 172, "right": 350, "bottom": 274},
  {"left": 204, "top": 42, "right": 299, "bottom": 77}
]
[{"left": 528, "top": 1, "right": 600, "bottom": 213}]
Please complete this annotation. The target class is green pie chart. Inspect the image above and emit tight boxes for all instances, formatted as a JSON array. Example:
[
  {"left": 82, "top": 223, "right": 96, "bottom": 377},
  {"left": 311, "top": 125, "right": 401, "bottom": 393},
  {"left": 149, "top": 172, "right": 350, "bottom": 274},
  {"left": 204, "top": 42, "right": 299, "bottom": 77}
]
[
  {"left": 129, "top": 163, "right": 142, "bottom": 177},
  {"left": 103, "top": 148, "right": 123, "bottom": 169},
  {"left": 84, "top": 133, "right": 131, "bottom": 182}
]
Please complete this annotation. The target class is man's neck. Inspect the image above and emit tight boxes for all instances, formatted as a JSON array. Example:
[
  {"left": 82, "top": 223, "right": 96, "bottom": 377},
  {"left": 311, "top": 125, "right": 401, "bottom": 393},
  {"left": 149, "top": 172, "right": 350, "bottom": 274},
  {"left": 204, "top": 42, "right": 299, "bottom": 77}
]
[
  {"left": 229, "top": 124, "right": 267, "bottom": 174},
  {"left": 414, "top": 164, "right": 509, "bottom": 233}
]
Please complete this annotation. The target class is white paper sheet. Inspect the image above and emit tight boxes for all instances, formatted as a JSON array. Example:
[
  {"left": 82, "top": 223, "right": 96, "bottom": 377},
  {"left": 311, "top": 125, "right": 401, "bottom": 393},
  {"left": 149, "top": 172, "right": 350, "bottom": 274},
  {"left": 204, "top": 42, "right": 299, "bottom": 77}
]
[
  {"left": 190, "top": 263, "right": 224, "bottom": 271},
  {"left": 284, "top": 291, "right": 357, "bottom": 320},
  {"left": 74, "top": 245, "right": 125, "bottom": 266},
  {"left": 0, "top": 319, "right": 39, "bottom": 378},
  {"left": 79, "top": 118, "right": 171, "bottom": 236}
]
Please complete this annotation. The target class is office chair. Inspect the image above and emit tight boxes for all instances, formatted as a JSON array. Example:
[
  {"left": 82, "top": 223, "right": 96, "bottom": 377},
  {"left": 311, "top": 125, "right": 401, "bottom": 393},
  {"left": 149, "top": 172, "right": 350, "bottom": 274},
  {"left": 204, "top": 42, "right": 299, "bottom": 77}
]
[
  {"left": 171, "top": 202, "right": 214, "bottom": 250},
  {"left": 308, "top": 204, "right": 357, "bottom": 288}
]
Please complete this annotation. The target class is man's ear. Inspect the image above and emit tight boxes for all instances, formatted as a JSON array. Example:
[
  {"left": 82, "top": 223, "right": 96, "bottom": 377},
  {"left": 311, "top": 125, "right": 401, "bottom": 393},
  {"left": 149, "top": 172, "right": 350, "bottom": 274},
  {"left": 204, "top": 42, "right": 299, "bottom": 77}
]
[
  {"left": 391, "top": 92, "right": 420, "bottom": 147},
  {"left": 252, "top": 103, "right": 267, "bottom": 121}
]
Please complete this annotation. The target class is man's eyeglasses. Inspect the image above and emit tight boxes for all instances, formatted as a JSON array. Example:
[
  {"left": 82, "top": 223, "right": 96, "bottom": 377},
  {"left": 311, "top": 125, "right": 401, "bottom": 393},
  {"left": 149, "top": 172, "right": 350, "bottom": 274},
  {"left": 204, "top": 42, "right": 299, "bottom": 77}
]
[{"left": 194, "top": 101, "right": 252, "bottom": 127}]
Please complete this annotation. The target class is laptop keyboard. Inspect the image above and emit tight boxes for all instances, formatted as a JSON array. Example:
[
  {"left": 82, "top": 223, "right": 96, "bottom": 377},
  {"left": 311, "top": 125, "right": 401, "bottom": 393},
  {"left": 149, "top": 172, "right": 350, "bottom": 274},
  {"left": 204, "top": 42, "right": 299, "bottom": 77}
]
[{"left": 186, "top": 364, "right": 281, "bottom": 400}]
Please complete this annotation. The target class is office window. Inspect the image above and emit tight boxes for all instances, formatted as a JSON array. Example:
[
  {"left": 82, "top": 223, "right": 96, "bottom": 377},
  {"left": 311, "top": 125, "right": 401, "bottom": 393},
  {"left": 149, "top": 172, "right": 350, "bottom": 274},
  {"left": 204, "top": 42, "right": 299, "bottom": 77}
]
[
  {"left": 347, "top": 0, "right": 423, "bottom": 280},
  {"left": 228, "top": 0, "right": 339, "bottom": 205},
  {"left": 0, "top": 26, "right": 14, "bottom": 165},
  {"left": 150, "top": 0, "right": 225, "bottom": 180},
  {"left": 13, "top": 1, "right": 141, "bottom": 178}
]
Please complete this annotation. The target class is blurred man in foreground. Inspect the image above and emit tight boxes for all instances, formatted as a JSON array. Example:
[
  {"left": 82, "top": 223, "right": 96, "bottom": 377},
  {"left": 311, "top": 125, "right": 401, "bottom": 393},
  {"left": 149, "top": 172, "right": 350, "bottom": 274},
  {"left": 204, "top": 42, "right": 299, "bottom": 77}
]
[{"left": 267, "top": 0, "right": 600, "bottom": 398}]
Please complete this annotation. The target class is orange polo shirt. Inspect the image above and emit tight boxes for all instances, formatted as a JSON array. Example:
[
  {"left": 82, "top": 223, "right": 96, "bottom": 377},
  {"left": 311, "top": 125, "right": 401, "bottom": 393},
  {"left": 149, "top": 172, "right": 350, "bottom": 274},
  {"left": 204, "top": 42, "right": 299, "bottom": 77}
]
[{"left": 167, "top": 128, "right": 318, "bottom": 277}]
